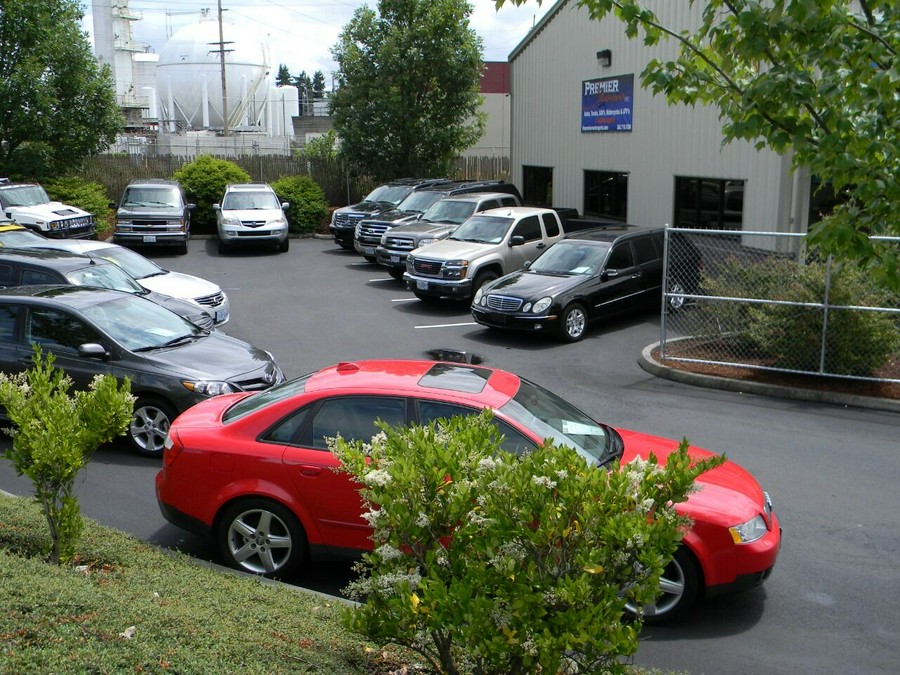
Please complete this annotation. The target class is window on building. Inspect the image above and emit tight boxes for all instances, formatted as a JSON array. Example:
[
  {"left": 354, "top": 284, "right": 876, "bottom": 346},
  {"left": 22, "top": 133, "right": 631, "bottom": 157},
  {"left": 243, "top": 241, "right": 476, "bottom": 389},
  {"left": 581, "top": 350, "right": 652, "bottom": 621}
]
[
  {"left": 674, "top": 177, "right": 744, "bottom": 230},
  {"left": 522, "top": 166, "right": 553, "bottom": 206},
  {"left": 584, "top": 171, "right": 628, "bottom": 220}
]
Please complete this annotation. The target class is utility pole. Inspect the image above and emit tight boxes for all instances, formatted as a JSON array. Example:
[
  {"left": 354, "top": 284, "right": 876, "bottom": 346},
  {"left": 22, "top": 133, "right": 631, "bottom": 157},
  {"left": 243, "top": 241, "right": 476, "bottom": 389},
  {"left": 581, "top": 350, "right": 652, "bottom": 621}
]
[{"left": 213, "top": 0, "right": 233, "bottom": 135}]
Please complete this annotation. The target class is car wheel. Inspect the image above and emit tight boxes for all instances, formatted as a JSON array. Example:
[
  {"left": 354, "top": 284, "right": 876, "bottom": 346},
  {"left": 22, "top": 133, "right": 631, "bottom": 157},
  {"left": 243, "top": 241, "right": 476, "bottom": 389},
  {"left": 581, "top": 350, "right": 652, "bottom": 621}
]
[
  {"left": 217, "top": 238, "right": 229, "bottom": 255},
  {"left": 632, "top": 547, "right": 701, "bottom": 624},
  {"left": 216, "top": 498, "right": 307, "bottom": 577},
  {"left": 472, "top": 271, "right": 498, "bottom": 297},
  {"left": 177, "top": 239, "right": 188, "bottom": 255},
  {"left": 363, "top": 255, "right": 377, "bottom": 263},
  {"left": 388, "top": 268, "right": 405, "bottom": 280},
  {"left": 667, "top": 279, "right": 687, "bottom": 311},
  {"left": 278, "top": 237, "right": 290, "bottom": 253},
  {"left": 558, "top": 303, "right": 587, "bottom": 342},
  {"left": 129, "top": 397, "right": 176, "bottom": 457}
]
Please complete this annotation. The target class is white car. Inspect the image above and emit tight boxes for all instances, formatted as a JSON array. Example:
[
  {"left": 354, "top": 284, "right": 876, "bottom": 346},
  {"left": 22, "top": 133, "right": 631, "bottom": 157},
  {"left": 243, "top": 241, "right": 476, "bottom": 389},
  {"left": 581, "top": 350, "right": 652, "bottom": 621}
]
[
  {"left": 0, "top": 226, "right": 230, "bottom": 325},
  {"left": 214, "top": 183, "right": 290, "bottom": 254}
]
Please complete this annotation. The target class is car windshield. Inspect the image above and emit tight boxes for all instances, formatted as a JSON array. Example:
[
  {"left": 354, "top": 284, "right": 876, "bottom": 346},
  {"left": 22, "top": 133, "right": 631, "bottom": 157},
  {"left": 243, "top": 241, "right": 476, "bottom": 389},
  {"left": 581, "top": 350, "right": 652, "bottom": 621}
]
[
  {"left": 449, "top": 215, "right": 514, "bottom": 244},
  {"left": 79, "top": 294, "right": 203, "bottom": 351},
  {"left": 222, "top": 192, "right": 280, "bottom": 210},
  {"left": 530, "top": 242, "right": 610, "bottom": 275},
  {"left": 66, "top": 263, "right": 145, "bottom": 294},
  {"left": 499, "top": 378, "right": 618, "bottom": 466},
  {"left": 222, "top": 374, "right": 313, "bottom": 423},
  {"left": 364, "top": 185, "right": 412, "bottom": 205},
  {"left": 0, "top": 228, "right": 47, "bottom": 246},
  {"left": 93, "top": 245, "right": 165, "bottom": 280},
  {"left": 0, "top": 185, "right": 51, "bottom": 207},
  {"left": 396, "top": 191, "right": 445, "bottom": 213},
  {"left": 420, "top": 200, "right": 477, "bottom": 225},
  {"left": 122, "top": 187, "right": 182, "bottom": 208}
]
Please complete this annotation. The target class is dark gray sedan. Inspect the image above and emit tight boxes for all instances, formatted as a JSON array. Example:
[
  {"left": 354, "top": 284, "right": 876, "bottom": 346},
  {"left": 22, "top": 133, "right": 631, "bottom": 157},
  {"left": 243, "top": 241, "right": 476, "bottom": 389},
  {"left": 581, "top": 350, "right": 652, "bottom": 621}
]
[{"left": 0, "top": 286, "right": 284, "bottom": 456}]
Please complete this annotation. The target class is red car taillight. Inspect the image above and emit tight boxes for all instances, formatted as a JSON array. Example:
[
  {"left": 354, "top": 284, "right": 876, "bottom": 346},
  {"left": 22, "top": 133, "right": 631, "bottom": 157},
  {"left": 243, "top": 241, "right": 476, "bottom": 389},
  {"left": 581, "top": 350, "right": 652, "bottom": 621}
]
[{"left": 162, "top": 429, "right": 184, "bottom": 467}]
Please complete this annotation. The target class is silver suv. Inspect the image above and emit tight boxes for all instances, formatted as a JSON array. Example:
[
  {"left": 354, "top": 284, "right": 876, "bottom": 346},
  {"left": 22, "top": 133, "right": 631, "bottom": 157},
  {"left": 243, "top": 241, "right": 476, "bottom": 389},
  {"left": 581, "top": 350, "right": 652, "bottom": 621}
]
[
  {"left": 376, "top": 191, "right": 521, "bottom": 279},
  {"left": 214, "top": 183, "right": 290, "bottom": 254}
]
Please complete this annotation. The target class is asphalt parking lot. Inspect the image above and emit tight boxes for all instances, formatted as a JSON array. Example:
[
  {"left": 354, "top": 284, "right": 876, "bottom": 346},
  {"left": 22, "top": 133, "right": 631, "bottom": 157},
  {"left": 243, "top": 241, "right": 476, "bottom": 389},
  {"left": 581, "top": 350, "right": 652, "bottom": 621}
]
[{"left": 2, "top": 235, "right": 898, "bottom": 674}]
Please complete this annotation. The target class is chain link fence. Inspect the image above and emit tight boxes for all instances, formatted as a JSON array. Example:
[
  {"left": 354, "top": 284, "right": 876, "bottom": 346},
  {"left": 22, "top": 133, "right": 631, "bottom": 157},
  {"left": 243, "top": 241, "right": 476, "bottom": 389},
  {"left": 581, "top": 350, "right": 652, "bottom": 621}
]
[{"left": 660, "top": 228, "right": 900, "bottom": 384}]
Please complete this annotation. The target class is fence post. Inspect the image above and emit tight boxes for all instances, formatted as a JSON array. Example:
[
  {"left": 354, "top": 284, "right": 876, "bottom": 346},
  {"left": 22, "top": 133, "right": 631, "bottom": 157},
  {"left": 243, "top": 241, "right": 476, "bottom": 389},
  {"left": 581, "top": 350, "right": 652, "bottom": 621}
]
[
  {"left": 819, "top": 255, "right": 833, "bottom": 374},
  {"left": 659, "top": 227, "right": 670, "bottom": 360}
]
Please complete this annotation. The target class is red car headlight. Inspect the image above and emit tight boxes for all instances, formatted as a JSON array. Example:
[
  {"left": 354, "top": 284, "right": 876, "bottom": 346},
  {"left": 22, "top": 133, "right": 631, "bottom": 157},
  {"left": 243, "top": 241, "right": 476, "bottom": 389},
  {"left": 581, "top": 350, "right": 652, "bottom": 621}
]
[{"left": 728, "top": 514, "right": 769, "bottom": 544}]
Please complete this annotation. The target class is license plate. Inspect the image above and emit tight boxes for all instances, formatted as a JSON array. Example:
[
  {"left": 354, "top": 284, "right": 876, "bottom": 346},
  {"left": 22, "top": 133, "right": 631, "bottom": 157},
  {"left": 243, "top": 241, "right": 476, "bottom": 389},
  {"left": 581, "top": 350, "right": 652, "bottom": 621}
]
[
  {"left": 417, "top": 280, "right": 428, "bottom": 290},
  {"left": 390, "top": 255, "right": 400, "bottom": 263},
  {"left": 364, "top": 246, "right": 375, "bottom": 255},
  {"left": 142, "top": 235, "right": 157, "bottom": 243},
  {"left": 490, "top": 313, "right": 507, "bottom": 325},
  {"left": 215, "top": 309, "right": 228, "bottom": 323}
]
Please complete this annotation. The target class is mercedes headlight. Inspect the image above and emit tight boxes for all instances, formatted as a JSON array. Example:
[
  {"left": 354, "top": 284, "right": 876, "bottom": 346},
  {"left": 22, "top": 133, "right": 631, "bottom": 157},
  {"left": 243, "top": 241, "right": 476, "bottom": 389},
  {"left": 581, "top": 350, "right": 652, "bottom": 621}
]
[
  {"left": 532, "top": 297, "right": 552, "bottom": 313},
  {"left": 473, "top": 287, "right": 485, "bottom": 304}
]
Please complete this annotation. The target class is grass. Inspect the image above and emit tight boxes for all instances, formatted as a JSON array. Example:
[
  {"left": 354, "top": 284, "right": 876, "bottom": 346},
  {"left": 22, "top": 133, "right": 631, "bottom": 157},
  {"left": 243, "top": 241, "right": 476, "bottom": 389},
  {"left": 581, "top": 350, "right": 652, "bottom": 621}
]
[{"left": 0, "top": 493, "right": 418, "bottom": 674}]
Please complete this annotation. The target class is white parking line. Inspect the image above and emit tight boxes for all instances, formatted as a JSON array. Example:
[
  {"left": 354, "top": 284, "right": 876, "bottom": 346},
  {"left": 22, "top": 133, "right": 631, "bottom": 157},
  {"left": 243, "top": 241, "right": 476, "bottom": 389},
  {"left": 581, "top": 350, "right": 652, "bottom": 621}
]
[
  {"left": 391, "top": 298, "right": 418, "bottom": 303},
  {"left": 368, "top": 278, "right": 394, "bottom": 283},
  {"left": 416, "top": 322, "right": 478, "bottom": 329}
]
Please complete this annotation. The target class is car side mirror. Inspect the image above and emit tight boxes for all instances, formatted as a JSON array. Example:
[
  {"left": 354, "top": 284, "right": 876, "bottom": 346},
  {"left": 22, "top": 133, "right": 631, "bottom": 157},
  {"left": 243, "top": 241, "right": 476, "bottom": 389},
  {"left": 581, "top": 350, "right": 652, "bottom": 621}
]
[
  {"left": 108, "top": 201, "right": 117, "bottom": 210},
  {"left": 213, "top": 204, "right": 221, "bottom": 212},
  {"left": 524, "top": 260, "right": 532, "bottom": 269},
  {"left": 78, "top": 343, "right": 110, "bottom": 360},
  {"left": 601, "top": 268, "right": 620, "bottom": 281},
  {"left": 281, "top": 202, "right": 290, "bottom": 210},
  {"left": 509, "top": 235, "right": 525, "bottom": 247},
  {"left": 187, "top": 203, "right": 196, "bottom": 211}
]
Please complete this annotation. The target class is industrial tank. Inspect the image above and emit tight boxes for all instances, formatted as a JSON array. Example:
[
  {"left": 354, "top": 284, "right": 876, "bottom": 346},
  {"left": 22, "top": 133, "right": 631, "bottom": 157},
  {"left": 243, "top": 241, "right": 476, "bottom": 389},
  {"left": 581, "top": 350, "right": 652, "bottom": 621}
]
[{"left": 156, "top": 19, "right": 271, "bottom": 130}]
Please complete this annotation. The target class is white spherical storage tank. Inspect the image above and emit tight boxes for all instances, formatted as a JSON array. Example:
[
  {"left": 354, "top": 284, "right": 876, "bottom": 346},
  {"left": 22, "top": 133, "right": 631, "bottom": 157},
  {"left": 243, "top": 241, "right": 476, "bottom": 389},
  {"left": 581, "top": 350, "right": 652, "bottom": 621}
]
[{"left": 157, "top": 19, "right": 271, "bottom": 131}]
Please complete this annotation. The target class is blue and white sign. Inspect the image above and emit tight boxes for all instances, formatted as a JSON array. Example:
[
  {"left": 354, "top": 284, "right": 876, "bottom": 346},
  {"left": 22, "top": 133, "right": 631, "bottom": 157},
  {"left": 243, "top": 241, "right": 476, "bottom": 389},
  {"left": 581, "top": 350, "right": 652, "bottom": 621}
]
[{"left": 581, "top": 74, "right": 634, "bottom": 132}]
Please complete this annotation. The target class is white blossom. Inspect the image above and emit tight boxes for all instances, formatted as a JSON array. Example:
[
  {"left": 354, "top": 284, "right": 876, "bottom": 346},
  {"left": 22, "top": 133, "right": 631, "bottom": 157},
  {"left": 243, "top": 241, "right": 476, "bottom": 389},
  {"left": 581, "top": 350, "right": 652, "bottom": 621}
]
[
  {"left": 532, "top": 475, "right": 557, "bottom": 489},
  {"left": 364, "top": 469, "right": 392, "bottom": 487}
]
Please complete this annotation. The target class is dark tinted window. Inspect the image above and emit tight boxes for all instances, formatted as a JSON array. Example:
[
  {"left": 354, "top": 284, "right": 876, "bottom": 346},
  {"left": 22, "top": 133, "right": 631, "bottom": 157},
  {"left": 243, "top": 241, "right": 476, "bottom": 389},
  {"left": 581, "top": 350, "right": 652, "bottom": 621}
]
[
  {"left": 25, "top": 308, "right": 101, "bottom": 354},
  {"left": 541, "top": 212, "right": 561, "bottom": 237},
  {"left": 584, "top": 170, "right": 628, "bottom": 220},
  {"left": 632, "top": 235, "right": 660, "bottom": 265},
  {"left": 264, "top": 406, "right": 313, "bottom": 445},
  {"left": 0, "top": 265, "right": 12, "bottom": 285},
  {"left": 512, "top": 215, "right": 541, "bottom": 242},
  {"left": 522, "top": 166, "right": 553, "bottom": 207},
  {"left": 306, "top": 396, "right": 406, "bottom": 450},
  {"left": 417, "top": 400, "right": 535, "bottom": 456},
  {"left": 606, "top": 243, "right": 634, "bottom": 270},
  {"left": 0, "top": 305, "right": 18, "bottom": 343},
  {"left": 21, "top": 269, "right": 61, "bottom": 285}
]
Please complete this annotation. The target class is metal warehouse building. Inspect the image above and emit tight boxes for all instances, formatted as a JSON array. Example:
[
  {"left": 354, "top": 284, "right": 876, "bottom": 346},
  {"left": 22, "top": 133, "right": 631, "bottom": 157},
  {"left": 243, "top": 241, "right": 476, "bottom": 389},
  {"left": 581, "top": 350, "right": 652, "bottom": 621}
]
[{"left": 508, "top": 0, "right": 831, "bottom": 236}]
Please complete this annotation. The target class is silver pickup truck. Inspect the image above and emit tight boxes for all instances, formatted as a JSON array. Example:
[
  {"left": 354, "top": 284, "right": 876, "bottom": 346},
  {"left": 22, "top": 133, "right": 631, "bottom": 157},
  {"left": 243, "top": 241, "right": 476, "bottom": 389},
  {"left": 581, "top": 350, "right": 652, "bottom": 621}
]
[{"left": 403, "top": 206, "right": 565, "bottom": 302}]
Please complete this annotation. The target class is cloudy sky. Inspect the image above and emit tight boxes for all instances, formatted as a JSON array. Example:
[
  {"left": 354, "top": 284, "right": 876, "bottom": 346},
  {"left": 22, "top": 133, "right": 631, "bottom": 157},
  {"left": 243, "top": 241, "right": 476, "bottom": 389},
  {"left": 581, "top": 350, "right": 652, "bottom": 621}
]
[{"left": 82, "top": 0, "right": 554, "bottom": 81}]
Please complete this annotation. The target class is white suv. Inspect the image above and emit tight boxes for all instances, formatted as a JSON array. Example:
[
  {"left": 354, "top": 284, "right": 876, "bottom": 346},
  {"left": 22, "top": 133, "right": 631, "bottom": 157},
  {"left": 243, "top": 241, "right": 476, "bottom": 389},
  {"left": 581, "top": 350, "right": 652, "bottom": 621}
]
[{"left": 214, "top": 183, "right": 290, "bottom": 254}]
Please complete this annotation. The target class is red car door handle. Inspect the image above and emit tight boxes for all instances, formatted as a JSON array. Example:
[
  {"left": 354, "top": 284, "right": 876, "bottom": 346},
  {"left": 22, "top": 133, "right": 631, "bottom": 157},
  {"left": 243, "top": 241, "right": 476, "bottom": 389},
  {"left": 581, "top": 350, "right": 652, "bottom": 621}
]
[{"left": 297, "top": 465, "right": 322, "bottom": 477}]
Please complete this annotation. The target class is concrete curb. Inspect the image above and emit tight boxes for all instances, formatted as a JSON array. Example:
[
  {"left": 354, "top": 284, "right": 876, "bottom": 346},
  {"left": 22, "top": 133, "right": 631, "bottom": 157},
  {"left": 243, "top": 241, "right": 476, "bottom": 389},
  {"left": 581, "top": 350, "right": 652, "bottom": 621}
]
[{"left": 639, "top": 342, "right": 900, "bottom": 414}]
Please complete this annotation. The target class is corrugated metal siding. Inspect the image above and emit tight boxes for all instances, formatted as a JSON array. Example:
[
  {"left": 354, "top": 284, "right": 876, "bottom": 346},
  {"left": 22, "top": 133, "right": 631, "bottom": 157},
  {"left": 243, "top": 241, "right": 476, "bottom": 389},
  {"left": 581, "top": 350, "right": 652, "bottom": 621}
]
[{"left": 510, "top": 0, "right": 795, "bottom": 232}]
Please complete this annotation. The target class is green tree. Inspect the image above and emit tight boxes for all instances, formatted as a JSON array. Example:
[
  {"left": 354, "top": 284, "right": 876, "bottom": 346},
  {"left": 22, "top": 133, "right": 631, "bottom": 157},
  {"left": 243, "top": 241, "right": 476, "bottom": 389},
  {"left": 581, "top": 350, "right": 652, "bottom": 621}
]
[
  {"left": 275, "top": 63, "right": 292, "bottom": 87},
  {"left": 333, "top": 411, "right": 723, "bottom": 674},
  {"left": 173, "top": 155, "right": 251, "bottom": 230},
  {"left": 0, "top": 347, "right": 134, "bottom": 565},
  {"left": 311, "top": 70, "right": 327, "bottom": 98},
  {"left": 0, "top": 0, "right": 122, "bottom": 178},
  {"left": 331, "top": 0, "right": 486, "bottom": 179},
  {"left": 497, "top": 0, "right": 899, "bottom": 290}
]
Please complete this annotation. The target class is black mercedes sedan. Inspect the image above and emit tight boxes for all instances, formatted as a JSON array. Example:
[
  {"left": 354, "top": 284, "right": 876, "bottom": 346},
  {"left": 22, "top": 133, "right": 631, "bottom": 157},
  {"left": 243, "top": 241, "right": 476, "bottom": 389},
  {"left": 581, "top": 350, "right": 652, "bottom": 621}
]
[{"left": 471, "top": 226, "right": 701, "bottom": 342}]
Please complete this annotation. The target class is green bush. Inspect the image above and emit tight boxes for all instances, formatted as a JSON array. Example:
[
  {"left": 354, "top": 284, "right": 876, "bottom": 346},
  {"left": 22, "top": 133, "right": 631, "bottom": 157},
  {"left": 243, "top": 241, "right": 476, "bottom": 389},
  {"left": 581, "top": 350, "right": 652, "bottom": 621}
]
[
  {"left": 272, "top": 174, "right": 329, "bottom": 233},
  {"left": 700, "top": 256, "right": 899, "bottom": 376},
  {"left": 333, "top": 411, "right": 722, "bottom": 675},
  {"left": 173, "top": 155, "right": 251, "bottom": 231},
  {"left": 43, "top": 176, "right": 113, "bottom": 236}
]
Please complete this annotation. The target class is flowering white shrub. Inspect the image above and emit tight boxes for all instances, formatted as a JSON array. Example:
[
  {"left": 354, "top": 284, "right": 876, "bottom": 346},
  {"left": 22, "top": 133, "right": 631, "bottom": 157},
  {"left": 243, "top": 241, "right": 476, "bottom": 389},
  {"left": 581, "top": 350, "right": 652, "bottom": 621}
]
[{"left": 332, "top": 410, "right": 722, "bottom": 674}]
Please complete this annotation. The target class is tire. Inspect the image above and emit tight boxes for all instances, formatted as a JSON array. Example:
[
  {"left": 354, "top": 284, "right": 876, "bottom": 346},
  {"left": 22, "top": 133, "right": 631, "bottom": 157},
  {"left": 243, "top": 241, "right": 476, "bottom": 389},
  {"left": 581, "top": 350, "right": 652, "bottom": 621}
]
[
  {"left": 414, "top": 291, "right": 439, "bottom": 303},
  {"left": 667, "top": 279, "right": 687, "bottom": 311},
  {"left": 216, "top": 498, "right": 307, "bottom": 577},
  {"left": 630, "top": 547, "right": 701, "bottom": 624},
  {"left": 129, "top": 397, "right": 176, "bottom": 457},
  {"left": 558, "top": 303, "right": 587, "bottom": 342},
  {"left": 217, "top": 238, "right": 229, "bottom": 255},
  {"left": 278, "top": 237, "right": 290, "bottom": 253},
  {"left": 177, "top": 239, "right": 188, "bottom": 255},
  {"left": 388, "top": 267, "right": 405, "bottom": 280},
  {"left": 363, "top": 255, "right": 377, "bottom": 263},
  {"left": 472, "top": 271, "right": 498, "bottom": 297}
]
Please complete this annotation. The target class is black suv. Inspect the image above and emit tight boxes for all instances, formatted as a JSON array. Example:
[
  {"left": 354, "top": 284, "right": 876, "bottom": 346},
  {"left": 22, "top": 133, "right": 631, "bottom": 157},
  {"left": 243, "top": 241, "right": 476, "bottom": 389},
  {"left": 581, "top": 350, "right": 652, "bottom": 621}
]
[
  {"left": 328, "top": 178, "right": 454, "bottom": 249},
  {"left": 0, "top": 248, "right": 214, "bottom": 329},
  {"left": 112, "top": 179, "right": 195, "bottom": 254},
  {"left": 353, "top": 180, "right": 522, "bottom": 261}
]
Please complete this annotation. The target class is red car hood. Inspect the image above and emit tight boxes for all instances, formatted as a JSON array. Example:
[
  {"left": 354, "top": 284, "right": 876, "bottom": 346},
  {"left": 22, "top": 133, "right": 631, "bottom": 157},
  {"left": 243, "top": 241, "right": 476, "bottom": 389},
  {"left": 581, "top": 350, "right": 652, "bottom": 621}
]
[{"left": 616, "top": 428, "right": 767, "bottom": 526}]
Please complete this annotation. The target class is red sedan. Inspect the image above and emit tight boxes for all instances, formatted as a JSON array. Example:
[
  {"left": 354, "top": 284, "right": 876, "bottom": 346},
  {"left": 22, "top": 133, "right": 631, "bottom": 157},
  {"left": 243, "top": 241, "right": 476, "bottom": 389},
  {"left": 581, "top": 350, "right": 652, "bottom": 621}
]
[{"left": 156, "top": 359, "right": 780, "bottom": 621}]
